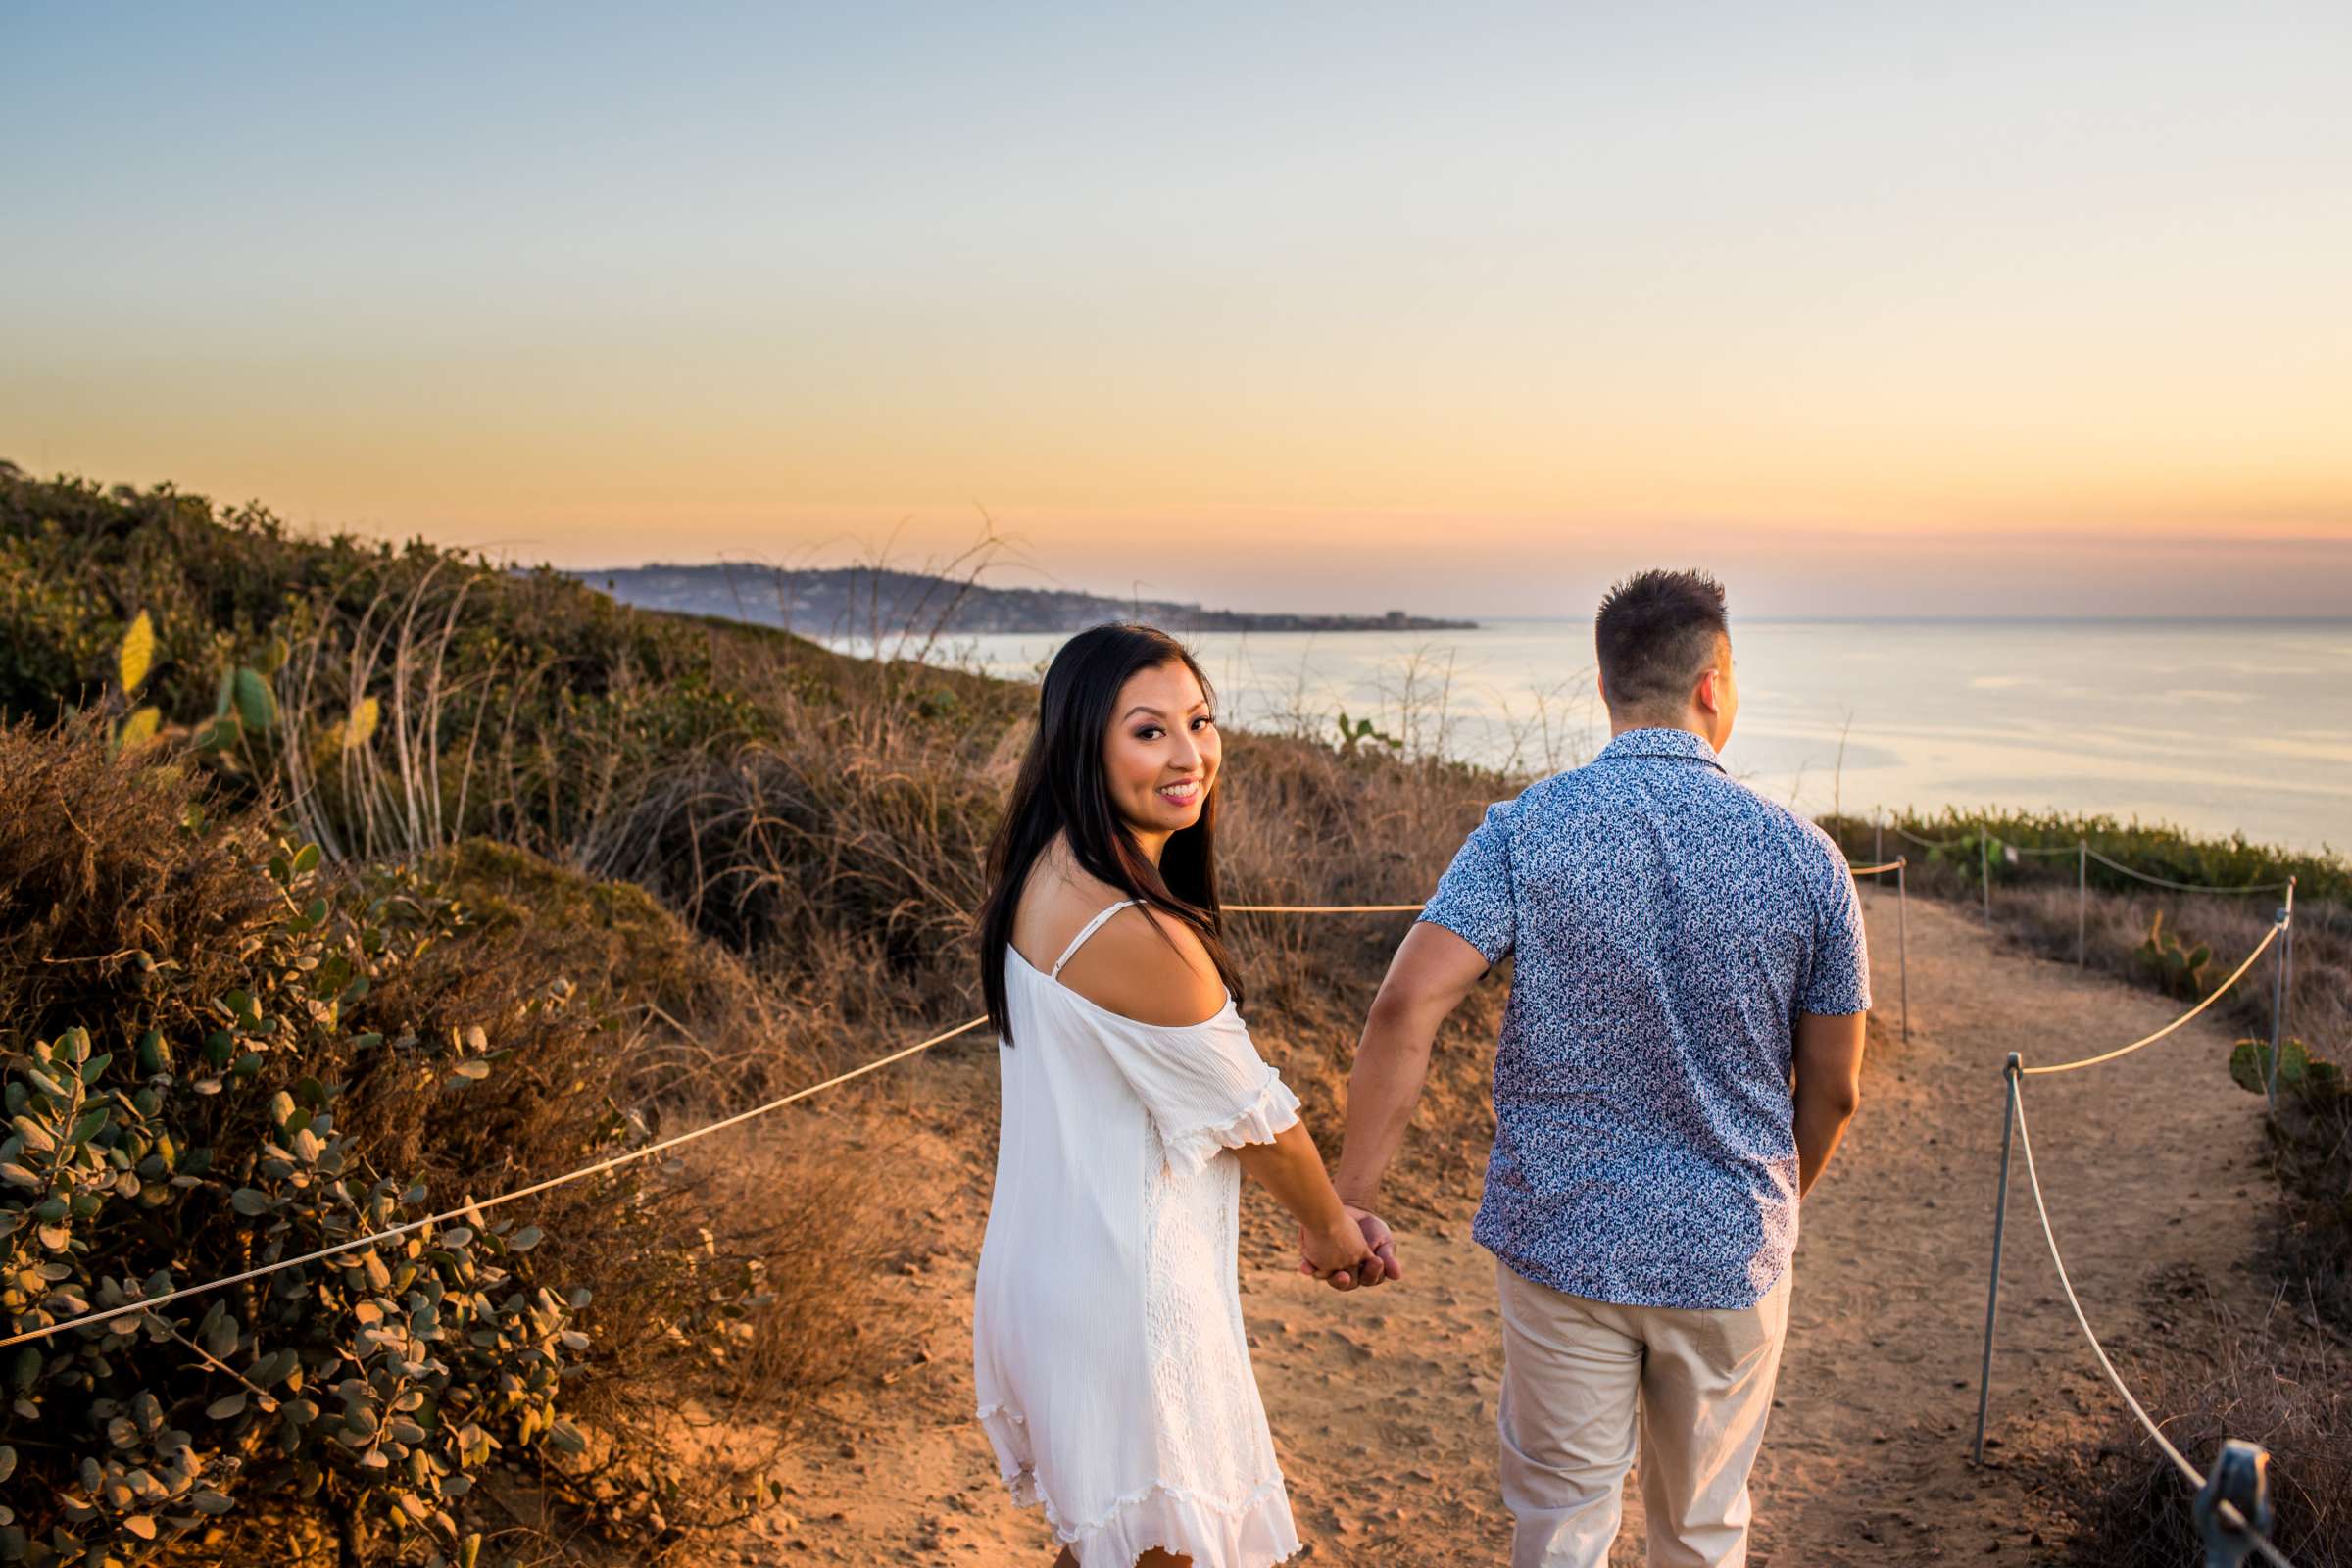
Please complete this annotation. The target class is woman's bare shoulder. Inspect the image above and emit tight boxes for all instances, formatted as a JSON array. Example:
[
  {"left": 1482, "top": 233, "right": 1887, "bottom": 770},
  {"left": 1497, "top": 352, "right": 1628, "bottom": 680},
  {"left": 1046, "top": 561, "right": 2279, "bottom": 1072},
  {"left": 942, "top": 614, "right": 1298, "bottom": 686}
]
[
  {"left": 1011, "top": 843, "right": 1123, "bottom": 954},
  {"left": 1054, "top": 904, "right": 1227, "bottom": 1028}
]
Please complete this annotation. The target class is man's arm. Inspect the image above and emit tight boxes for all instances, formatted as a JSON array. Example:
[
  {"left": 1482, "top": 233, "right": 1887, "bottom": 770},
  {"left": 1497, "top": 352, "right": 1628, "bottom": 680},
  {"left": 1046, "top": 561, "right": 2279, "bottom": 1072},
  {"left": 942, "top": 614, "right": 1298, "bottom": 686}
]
[
  {"left": 1791, "top": 1009, "right": 1865, "bottom": 1197},
  {"left": 1330, "top": 922, "right": 1493, "bottom": 1209}
]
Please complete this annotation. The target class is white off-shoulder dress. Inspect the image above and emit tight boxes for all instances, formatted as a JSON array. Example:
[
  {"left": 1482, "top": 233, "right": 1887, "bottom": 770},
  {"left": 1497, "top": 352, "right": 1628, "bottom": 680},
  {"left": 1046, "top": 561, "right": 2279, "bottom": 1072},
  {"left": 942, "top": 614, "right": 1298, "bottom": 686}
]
[{"left": 974, "top": 900, "right": 1305, "bottom": 1567}]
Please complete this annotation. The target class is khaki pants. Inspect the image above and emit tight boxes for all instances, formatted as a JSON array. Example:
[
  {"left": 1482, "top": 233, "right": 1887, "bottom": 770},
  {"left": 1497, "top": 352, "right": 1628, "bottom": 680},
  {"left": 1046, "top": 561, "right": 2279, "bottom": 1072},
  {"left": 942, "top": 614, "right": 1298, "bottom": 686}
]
[{"left": 1494, "top": 1260, "right": 1791, "bottom": 1568}]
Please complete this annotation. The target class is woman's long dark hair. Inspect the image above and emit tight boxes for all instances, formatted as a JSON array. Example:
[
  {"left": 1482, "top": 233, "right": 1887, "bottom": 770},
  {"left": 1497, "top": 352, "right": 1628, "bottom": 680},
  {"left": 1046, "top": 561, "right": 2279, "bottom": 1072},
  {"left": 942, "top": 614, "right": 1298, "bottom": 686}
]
[{"left": 978, "top": 622, "right": 1243, "bottom": 1044}]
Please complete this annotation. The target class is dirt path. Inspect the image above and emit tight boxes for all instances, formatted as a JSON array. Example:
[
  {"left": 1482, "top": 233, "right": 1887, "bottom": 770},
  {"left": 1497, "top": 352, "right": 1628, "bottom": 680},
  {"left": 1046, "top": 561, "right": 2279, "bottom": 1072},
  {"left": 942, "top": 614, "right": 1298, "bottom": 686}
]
[{"left": 745, "top": 892, "right": 2278, "bottom": 1566}]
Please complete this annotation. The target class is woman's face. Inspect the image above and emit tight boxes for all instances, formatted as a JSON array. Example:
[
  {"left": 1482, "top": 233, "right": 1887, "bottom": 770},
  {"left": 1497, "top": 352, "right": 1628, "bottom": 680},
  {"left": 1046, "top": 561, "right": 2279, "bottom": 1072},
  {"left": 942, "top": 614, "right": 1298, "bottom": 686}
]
[{"left": 1102, "top": 659, "right": 1220, "bottom": 842}]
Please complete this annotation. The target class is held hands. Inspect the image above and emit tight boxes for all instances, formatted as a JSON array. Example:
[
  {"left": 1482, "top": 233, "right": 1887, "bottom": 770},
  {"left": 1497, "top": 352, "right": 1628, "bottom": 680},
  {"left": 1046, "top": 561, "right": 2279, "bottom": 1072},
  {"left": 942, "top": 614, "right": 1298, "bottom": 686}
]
[{"left": 1297, "top": 1205, "right": 1403, "bottom": 1293}]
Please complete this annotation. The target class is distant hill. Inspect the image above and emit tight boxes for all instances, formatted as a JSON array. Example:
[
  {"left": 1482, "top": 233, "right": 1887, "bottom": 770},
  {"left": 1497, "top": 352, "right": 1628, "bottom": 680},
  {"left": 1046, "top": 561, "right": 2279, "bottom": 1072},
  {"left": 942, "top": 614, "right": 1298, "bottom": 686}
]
[{"left": 573, "top": 563, "right": 1478, "bottom": 637}]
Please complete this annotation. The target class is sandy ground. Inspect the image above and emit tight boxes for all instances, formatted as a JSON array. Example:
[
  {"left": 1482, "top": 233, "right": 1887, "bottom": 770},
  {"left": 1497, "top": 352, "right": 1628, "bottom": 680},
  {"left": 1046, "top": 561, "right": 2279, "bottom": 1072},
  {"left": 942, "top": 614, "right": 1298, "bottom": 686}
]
[{"left": 731, "top": 890, "right": 2279, "bottom": 1567}]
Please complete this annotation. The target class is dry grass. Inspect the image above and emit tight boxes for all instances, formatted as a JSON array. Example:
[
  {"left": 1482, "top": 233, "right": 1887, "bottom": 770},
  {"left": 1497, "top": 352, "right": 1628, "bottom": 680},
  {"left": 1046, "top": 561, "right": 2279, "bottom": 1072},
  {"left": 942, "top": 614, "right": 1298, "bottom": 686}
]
[
  {"left": 1212, "top": 732, "right": 1511, "bottom": 1204},
  {"left": 2050, "top": 1274, "right": 2351, "bottom": 1567},
  {"left": 0, "top": 717, "right": 279, "bottom": 1054}
]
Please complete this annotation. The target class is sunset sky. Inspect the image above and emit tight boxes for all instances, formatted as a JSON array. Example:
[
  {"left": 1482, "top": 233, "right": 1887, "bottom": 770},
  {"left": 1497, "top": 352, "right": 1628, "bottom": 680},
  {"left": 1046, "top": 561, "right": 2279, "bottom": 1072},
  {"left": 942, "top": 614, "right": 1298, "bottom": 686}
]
[{"left": 5, "top": 4, "right": 2348, "bottom": 615}]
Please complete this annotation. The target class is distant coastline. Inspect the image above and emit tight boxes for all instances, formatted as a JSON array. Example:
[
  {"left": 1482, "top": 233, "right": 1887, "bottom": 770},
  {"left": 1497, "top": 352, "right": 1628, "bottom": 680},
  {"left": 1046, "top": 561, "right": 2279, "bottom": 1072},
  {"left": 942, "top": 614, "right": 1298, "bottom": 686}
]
[{"left": 575, "top": 563, "right": 1478, "bottom": 636}]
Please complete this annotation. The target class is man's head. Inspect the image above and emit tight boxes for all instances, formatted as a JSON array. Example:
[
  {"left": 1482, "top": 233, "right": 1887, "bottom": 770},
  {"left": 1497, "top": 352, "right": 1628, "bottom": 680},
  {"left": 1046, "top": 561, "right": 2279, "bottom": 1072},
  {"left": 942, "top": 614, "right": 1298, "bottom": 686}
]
[{"left": 1593, "top": 568, "right": 1737, "bottom": 749}]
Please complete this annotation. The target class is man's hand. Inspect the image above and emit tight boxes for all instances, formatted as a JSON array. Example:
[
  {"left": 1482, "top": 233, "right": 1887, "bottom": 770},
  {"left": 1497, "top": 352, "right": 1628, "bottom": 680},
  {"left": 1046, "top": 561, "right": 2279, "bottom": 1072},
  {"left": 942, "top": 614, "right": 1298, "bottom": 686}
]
[
  {"left": 1297, "top": 1206, "right": 1402, "bottom": 1291},
  {"left": 1297, "top": 1213, "right": 1375, "bottom": 1290},
  {"left": 1345, "top": 1205, "right": 1401, "bottom": 1286}
]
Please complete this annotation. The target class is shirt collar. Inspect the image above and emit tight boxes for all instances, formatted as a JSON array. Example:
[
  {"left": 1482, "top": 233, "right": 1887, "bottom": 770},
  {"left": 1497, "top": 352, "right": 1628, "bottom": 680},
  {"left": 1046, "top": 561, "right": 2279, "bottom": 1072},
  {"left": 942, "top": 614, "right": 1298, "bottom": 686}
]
[{"left": 1594, "top": 726, "right": 1726, "bottom": 772}]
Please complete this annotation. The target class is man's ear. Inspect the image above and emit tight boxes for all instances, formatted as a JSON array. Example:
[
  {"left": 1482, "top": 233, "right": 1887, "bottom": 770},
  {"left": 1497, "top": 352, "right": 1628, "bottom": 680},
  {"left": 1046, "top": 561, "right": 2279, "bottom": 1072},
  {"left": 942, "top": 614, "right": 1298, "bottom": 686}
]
[{"left": 1692, "top": 664, "right": 1721, "bottom": 715}]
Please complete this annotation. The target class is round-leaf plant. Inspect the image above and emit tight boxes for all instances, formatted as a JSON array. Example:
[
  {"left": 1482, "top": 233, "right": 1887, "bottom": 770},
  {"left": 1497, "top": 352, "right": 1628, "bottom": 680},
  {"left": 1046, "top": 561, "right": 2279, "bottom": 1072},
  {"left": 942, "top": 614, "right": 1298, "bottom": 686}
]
[{"left": 1, "top": 831, "right": 607, "bottom": 1567}]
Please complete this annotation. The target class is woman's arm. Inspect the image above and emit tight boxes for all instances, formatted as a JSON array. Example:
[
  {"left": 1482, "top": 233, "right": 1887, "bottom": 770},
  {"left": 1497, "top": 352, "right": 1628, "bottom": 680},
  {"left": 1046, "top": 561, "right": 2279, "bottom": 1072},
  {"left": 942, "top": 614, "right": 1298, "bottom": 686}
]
[
  {"left": 1233, "top": 1124, "right": 1386, "bottom": 1290},
  {"left": 1060, "top": 906, "right": 1389, "bottom": 1288}
]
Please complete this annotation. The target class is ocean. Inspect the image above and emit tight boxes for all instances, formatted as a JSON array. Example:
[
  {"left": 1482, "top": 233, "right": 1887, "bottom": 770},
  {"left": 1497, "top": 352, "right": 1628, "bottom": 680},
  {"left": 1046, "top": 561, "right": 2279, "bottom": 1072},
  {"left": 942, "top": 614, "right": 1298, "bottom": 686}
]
[{"left": 876, "top": 618, "right": 2350, "bottom": 856}]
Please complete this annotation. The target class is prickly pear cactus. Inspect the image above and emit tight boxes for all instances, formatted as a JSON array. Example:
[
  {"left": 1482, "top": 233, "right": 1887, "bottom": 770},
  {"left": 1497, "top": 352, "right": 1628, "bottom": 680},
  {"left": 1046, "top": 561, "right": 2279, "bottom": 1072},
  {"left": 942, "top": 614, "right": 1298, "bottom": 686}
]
[
  {"left": 2230, "top": 1037, "right": 2345, "bottom": 1099},
  {"left": 2134, "top": 911, "right": 2211, "bottom": 999},
  {"left": 1334, "top": 710, "right": 1402, "bottom": 755}
]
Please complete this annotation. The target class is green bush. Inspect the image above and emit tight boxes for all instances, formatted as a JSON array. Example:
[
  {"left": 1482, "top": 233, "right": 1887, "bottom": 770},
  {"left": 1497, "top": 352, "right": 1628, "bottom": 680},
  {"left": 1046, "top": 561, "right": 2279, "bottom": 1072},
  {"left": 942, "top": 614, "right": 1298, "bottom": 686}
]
[
  {"left": 0, "top": 713, "right": 814, "bottom": 1566},
  {"left": 0, "top": 715, "right": 616, "bottom": 1566},
  {"left": 0, "top": 467, "right": 784, "bottom": 863},
  {"left": 2228, "top": 1033, "right": 2352, "bottom": 1322},
  {"left": 1818, "top": 806, "right": 2346, "bottom": 905}
]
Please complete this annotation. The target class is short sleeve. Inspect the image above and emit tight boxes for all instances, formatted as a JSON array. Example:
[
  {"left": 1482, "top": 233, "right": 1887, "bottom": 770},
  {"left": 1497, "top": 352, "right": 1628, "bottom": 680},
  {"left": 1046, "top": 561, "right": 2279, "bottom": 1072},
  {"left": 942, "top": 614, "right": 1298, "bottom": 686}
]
[
  {"left": 1799, "top": 836, "right": 1872, "bottom": 1015},
  {"left": 1418, "top": 796, "right": 1519, "bottom": 963},
  {"left": 1098, "top": 1012, "right": 1301, "bottom": 1176}
]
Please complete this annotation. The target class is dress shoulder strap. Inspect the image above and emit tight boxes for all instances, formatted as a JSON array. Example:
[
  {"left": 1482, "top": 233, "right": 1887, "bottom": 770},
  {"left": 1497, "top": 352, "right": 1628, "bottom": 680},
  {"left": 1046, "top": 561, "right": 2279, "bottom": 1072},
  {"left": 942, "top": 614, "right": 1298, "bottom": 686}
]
[{"left": 1050, "top": 899, "right": 1142, "bottom": 979}]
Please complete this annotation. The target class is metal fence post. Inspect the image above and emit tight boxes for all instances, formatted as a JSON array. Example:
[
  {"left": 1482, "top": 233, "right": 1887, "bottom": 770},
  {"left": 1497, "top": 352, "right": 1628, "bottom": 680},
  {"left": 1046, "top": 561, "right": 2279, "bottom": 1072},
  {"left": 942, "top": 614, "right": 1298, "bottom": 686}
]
[
  {"left": 2266, "top": 879, "right": 2296, "bottom": 1116},
  {"left": 2194, "top": 1440, "right": 2273, "bottom": 1568},
  {"left": 2284, "top": 874, "right": 2296, "bottom": 1046},
  {"left": 1981, "top": 831, "right": 1993, "bottom": 924},
  {"left": 1896, "top": 858, "right": 1910, "bottom": 1043},
  {"left": 1972, "top": 1054, "right": 2021, "bottom": 1467},
  {"left": 1875, "top": 808, "right": 1885, "bottom": 869},
  {"left": 2076, "top": 840, "right": 2087, "bottom": 966}
]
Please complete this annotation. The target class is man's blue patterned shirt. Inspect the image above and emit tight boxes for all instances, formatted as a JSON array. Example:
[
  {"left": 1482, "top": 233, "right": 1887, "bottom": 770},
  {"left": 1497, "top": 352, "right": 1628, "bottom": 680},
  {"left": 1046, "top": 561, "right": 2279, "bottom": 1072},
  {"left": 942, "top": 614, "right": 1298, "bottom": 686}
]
[{"left": 1420, "top": 726, "right": 1870, "bottom": 1310}]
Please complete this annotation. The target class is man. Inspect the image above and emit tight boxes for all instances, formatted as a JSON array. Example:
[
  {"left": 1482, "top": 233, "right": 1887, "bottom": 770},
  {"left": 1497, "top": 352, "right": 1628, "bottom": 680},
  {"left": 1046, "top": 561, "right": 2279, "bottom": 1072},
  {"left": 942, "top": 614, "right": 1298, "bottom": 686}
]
[{"left": 1333, "top": 569, "right": 1869, "bottom": 1567}]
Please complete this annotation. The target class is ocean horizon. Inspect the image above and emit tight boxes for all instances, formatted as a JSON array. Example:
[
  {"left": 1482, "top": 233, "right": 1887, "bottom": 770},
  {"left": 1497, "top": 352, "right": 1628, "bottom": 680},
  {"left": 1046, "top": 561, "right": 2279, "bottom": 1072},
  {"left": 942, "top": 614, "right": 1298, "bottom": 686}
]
[{"left": 835, "top": 614, "right": 2351, "bottom": 858}]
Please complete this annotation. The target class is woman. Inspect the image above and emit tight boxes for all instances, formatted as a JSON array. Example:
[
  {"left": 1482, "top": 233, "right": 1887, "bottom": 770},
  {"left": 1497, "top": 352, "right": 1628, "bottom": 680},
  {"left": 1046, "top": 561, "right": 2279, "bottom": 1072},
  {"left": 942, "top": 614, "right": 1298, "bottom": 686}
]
[{"left": 973, "top": 623, "right": 1393, "bottom": 1568}]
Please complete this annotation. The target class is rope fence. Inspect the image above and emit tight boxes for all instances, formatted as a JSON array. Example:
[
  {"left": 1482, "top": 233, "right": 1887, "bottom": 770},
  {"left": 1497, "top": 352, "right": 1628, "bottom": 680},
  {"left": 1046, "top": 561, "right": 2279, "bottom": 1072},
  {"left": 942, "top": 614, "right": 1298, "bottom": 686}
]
[
  {"left": 0, "top": 1016, "right": 997, "bottom": 1350},
  {"left": 4, "top": 869, "right": 1922, "bottom": 1353},
  {"left": 1868, "top": 801, "right": 2305, "bottom": 964},
  {"left": 2086, "top": 847, "right": 2292, "bottom": 896},
  {"left": 2011, "top": 1083, "right": 2293, "bottom": 1566},
  {"left": 1878, "top": 813, "right": 2299, "bottom": 950},
  {"left": 1969, "top": 887, "right": 2305, "bottom": 1566},
  {"left": 2019, "top": 921, "right": 2280, "bottom": 1076}
]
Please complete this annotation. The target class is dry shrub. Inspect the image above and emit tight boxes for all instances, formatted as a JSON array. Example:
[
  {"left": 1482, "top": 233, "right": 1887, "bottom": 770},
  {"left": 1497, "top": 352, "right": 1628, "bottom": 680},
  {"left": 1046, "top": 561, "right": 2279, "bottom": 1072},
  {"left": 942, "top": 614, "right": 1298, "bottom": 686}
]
[
  {"left": 687, "top": 1138, "right": 912, "bottom": 1406},
  {"left": 2058, "top": 1280, "right": 2350, "bottom": 1567},
  {"left": 2270, "top": 1086, "right": 2352, "bottom": 1324},
  {"left": 1990, "top": 883, "right": 2349, "bottom": 1067},
  {"left": 608, "top": 720, "right": 997, "bottom": 975},
  {"left": 1205, "top": 733, "right": 1516, "bottom": 1234},
  {"left": 0, "top": 723, "right": 277, "bottom": 1053},
  {"left": 351, "top": 815, "right": 923, "bottom": 1541},
  {"left": 571, "top": 693, "right": 1012, "bottom": 1112},
  {"left": 417, "top": 837, "right": 788, "bottom": 1100}
]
